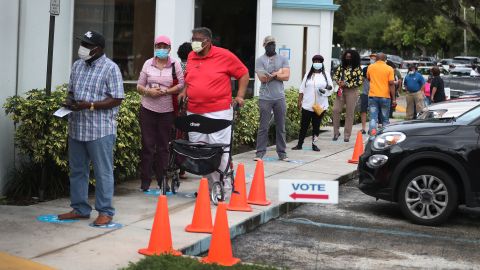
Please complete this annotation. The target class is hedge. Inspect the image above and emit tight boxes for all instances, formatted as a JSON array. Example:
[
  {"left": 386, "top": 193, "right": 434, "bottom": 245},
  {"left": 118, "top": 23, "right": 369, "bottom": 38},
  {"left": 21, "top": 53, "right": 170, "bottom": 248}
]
[{"left": 3, "top": 86, "right": 352, "bottom": 200}]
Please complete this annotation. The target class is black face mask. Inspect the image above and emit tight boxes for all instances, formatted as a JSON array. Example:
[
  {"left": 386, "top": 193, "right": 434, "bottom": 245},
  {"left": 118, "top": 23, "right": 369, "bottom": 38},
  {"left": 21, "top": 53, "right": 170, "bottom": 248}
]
[
  {"left": 265, "top": 43, "right": 276, "bottom": 57},
  {"left": 344, "top": 59, "right": 352, "bottom": 66}
]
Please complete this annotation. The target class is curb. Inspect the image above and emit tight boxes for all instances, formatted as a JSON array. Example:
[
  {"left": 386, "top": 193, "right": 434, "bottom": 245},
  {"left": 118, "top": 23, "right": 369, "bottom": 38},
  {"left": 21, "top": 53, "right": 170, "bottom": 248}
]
[{"left": 180, "top": 170, "right": 357, "bottom": 256}]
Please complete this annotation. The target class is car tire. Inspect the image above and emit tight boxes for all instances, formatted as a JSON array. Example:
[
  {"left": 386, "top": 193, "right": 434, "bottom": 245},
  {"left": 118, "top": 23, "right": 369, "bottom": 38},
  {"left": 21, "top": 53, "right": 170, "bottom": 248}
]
[{"left": 398, "top": 166, "right": 458, "bottom": 226}]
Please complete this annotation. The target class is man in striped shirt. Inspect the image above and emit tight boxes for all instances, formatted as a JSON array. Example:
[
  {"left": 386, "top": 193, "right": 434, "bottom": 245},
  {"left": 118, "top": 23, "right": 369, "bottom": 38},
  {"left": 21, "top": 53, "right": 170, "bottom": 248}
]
[{"left": 58, "top": 31, "right": 124, "bottom": 226}]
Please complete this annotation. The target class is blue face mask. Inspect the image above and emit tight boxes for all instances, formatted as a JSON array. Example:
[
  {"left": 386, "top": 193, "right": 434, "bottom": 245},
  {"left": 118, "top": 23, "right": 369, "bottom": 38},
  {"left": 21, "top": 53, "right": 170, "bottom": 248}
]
[
  {"left": 154, "top": 49, "right": 169, "bottom": 59},
  {"left": 313, "top": 63, "right": 323, "bottom": 70}
]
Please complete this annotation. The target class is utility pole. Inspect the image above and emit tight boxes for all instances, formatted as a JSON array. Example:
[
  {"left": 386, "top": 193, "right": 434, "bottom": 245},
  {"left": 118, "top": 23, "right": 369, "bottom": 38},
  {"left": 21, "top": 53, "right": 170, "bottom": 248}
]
[{"left": 464, "top": 7, "right": 468, "bottom": 56}]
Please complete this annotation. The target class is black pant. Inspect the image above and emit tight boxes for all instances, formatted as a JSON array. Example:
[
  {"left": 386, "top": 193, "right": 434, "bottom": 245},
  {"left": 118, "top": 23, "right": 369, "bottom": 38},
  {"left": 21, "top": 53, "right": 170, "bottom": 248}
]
[{"left": 297, "top": 108, "right": 325, "bottom": 146}]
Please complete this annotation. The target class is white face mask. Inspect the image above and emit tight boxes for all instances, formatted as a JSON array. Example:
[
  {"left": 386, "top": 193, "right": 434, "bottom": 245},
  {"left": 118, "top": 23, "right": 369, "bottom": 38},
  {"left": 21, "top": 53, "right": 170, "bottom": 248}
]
[
  {"left": 191, "top": 41, "right": 204, "bottom": 53},
  {"left": 78, "top": 45, "right": 94, "bottom": 60}
]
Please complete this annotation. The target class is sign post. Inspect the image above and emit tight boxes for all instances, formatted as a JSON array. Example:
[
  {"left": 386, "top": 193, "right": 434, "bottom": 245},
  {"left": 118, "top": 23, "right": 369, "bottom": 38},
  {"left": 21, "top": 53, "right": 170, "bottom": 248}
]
[
  {"left": 46, "top": 0, "right": 60, "bottom": 95},
  {"left": 278, "top": 179, "right": 339, "bottom": 204},
  {"left": 40, "top": 0, "right": 60, "bottom": 201}
]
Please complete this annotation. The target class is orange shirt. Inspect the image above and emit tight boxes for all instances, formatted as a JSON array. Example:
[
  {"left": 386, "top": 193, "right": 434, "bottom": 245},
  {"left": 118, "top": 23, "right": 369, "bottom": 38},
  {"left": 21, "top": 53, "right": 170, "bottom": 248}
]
[{"left": 367, "top": 61, "right": 394, "bottom": 98}]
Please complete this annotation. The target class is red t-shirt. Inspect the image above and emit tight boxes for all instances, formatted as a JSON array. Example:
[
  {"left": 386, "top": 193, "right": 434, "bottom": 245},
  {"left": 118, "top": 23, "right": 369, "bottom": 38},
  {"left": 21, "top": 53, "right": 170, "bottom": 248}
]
[{"left": 185, "top": 46, "right": 248, "bottom": 114}]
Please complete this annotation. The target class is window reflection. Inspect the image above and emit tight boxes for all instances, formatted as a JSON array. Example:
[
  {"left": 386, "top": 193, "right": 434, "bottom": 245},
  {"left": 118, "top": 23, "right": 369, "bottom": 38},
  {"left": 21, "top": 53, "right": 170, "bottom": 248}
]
[{"left": 73, "top": 0, "right": 156, "bottom": 80}]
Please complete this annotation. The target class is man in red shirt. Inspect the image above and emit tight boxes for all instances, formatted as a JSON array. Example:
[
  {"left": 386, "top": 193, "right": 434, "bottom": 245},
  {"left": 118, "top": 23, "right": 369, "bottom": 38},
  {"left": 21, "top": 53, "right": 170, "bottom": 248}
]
[{"left": 179, "top": 27, "right": 249, "bottom": 198}]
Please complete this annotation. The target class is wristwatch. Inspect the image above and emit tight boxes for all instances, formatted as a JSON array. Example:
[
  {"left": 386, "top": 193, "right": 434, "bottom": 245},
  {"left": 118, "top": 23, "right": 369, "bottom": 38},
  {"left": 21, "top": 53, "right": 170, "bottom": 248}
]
[{"left": 90, "top": 102, "right": 95, "bottom": 111}]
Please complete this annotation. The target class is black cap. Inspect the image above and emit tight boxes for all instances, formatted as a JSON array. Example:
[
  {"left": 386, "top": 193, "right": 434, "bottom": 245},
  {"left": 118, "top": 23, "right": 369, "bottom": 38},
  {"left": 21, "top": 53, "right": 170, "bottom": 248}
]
[{"left": 76, "top": 31, "right": 105, "bottom": 49}]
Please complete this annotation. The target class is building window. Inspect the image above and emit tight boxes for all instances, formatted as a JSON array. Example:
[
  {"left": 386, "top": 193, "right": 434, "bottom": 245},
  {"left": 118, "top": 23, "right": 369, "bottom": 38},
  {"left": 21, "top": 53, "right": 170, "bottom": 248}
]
[{"left": 73, "top": 0, "right": 156, "bottom": 80}]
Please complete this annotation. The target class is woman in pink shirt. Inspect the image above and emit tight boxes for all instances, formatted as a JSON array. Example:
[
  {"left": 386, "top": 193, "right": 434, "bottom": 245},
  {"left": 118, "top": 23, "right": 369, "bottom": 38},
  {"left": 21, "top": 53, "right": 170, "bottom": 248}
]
[
  {"left": 424, "top": 75, "right": 432, "bottom": 106},
  {"left": 136, "top": 35, "right": 184, "bottom": 191}
]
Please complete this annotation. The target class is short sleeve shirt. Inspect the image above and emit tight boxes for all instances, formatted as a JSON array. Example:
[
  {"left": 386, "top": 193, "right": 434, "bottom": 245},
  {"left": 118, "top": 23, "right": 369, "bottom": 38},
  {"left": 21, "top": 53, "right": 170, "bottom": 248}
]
[
  {"left": 367, "top": 61, "right": 394, "bottom": 98},
  {"left": 137, "top": 57, "right": 184, "bottom": 113},
  {"left": 185, "top": 46, "right": 248, "bottom": 114},
  {"left": 404, "top": 72, "right": 425, "bottom": 93},
  {"left": 68, "top": 55, "right": 125, "bottom": 142},
  {"left": 431, "top": 76, "right": 446, "bottom": 103},
  {"left": 255, "top": 54, "right": 290, "bottom": 100}
]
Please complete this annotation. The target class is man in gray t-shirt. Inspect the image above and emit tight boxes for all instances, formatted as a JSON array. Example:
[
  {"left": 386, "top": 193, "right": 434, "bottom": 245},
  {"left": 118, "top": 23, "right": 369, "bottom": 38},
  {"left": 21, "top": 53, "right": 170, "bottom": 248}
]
[{"left": 254, "top": 35, "right": 290, "bottom": 161}]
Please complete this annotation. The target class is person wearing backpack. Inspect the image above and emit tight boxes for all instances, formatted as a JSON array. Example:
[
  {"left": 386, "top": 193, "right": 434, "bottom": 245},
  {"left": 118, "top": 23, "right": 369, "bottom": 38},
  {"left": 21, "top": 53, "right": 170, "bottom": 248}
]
[
  {"left": 292, "top": 55, "right": 332, "bottom": 152},
  {"left": 136, "top": 35, "right": 184, "bottom": 192}
]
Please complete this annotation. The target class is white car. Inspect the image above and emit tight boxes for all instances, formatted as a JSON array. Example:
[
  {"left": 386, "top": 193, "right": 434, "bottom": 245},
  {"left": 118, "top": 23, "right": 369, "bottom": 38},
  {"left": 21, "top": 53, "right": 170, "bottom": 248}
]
[{"left": 417, "top": 99, "right": 480, "bottom": 119}]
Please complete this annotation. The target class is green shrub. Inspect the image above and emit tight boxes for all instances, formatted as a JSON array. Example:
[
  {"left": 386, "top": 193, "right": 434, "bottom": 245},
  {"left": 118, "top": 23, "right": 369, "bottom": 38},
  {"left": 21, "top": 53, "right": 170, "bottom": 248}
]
[
  {"left": 121, "top": 255, "right": 278, "bottom": 270},
  {"left": 3, "top": 86, "right": 141, "bottom": 199}
]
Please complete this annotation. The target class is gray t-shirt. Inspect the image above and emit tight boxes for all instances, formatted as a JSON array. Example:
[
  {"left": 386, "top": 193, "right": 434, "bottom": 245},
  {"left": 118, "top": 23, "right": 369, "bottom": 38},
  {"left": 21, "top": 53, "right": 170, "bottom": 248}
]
[{"left": 255, "top": 54, "right": 290, "bottom": 100}]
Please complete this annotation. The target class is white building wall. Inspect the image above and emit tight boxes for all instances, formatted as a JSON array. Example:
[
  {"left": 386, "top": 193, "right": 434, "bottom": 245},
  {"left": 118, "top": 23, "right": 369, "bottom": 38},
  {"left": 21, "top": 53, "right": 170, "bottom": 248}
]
[
  {"left": 0, "top": 0, "right": 20, "bottom": 194},
  {"left": 272, "top": 8, "right": 335, "bottom": 88},
  {"left": 155, "top": 0, "right": 194, "bottom": 61}
]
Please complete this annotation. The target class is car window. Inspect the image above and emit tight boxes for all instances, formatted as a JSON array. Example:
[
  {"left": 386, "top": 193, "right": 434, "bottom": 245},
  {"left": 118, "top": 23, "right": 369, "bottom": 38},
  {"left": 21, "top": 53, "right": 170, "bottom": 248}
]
[{"left": 456, "top": 105, "right": 480, "bottom": 124}]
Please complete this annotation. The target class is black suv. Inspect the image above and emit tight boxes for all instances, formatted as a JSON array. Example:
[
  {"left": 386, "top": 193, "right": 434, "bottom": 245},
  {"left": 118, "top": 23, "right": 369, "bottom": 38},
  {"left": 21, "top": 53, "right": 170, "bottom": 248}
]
[{"left": 358, "top": 105, "right": 480, "bottom": 226}]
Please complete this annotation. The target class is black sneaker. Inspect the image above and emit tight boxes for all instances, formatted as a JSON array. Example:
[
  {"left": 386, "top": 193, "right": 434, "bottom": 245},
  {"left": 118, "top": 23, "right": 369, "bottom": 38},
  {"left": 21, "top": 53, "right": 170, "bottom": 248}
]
[
  {"left": 312, "top": 145, "right": 320, "bottom": 152},
  {"left": 291, "top": 145, "right": 302, "bottom": 150},
  {"left": 333, "top": 132, "right": 341, "bottom": 141},
  {"left": 361, "top": 130, "right": 366, "bottom": 135}
]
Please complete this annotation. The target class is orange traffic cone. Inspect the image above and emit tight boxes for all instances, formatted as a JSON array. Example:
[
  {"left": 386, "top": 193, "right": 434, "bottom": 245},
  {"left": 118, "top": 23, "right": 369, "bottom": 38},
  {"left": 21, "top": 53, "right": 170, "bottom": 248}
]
[
  {"left": 138, "top": 195, "right": 181, "bottom": 256},
  {"left": 227, "top": 163, "right": 252, "bottom": 212},
  {"left": 185, "top": 178, "right": 213, "bottom": 233},
  {"left": 247, "top": 160, "right": 271, "bottom": 206},
  {"left": 348, "top": 130, "right": 364, "bottom": 164},
  {"left": 201, "top": 202, "right": 240, "bottom": 266}
]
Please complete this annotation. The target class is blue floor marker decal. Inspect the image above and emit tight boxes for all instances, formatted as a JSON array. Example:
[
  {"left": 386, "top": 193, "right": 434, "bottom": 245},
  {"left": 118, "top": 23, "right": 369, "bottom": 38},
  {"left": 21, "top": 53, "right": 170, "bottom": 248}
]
[
  {"left": 89, "top": 222, "right": 123, "bottom": 229},
  {"left": 303, "top": 147, "right": 312, "bottom": 150},
  {"left": 262, "top": 157, "right": 278, "bottom": 162},
  {"left": 143, "top": 189, "right": 173, "bottom": 196},
  {"left": 37, "top": 214, "right": 79, "bottom": 224},
  {"left": 287, "top": 160, "right": 305, "bottom": 164}
]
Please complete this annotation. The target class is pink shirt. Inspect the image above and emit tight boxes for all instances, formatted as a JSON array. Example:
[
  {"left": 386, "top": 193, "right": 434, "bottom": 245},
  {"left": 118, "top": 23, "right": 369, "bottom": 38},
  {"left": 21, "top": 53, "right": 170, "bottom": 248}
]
[
  {"left": 137, "top": 57, "right": 184, "bottom": 113},
  {"left": 424, "top": 82, "right": 431, "bottom": 97}
]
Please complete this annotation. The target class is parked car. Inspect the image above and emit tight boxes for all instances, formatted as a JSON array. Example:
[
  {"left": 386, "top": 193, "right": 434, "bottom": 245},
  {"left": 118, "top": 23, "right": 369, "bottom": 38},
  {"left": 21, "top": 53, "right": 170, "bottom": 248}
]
[
  {"left": 387, "top": 54, "right": 403, "bottom": 67},
  {"left": 417, "top": 99, "right": 480, "bottom": 120},
  {"left": 438, "top": 58, "right": 453, "bottom": 70},
  {"left": 417, "top": 56, "right": 437, "bottom": 64},
  {"left": 450, "top": 67, "right": 473, "bottom": 76},
  {"left": 417, "top": 66, "right": 448, "bottom": 80},
  {"left": 358, "top": 104, "right": 480, "bottom": 225},
  {"left": 331, "top": 57, "right": 341, "bottom": 75},
  {"left": 443, "top": 75, "right": 480, "bottom": 98},
  {"left": 453, "top": 56, "right": 480, "bottom": 67},
  {"left": 360, "top": 56, "right": 371, "bottom": 68}
]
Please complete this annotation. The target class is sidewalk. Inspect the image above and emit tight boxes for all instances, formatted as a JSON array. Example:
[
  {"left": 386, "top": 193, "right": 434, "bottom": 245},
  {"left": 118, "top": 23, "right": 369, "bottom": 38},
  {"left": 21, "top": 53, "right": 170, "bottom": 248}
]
[{"left": 0, "top": 123, "right": 366, "bottom": 270}]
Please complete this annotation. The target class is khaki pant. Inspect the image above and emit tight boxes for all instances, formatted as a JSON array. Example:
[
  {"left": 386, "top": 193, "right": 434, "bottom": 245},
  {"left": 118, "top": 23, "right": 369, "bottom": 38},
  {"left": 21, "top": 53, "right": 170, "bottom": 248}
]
[
  {"left": 332, "top": 87, "right": 358, "bottom": 140},
  {"left": 406, "top": 91, "right": 425, "bottom": 120}
]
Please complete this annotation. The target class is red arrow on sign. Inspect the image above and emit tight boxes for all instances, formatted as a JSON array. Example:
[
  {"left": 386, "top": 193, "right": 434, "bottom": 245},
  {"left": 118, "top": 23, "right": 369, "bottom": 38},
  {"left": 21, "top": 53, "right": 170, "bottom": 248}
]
[{"left": 289, "top": 193, "right": 329, "bottom": 200}]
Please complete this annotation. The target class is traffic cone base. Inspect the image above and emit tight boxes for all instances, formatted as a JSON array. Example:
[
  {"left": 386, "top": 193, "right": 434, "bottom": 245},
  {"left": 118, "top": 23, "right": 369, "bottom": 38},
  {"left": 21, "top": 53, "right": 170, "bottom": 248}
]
[
  {"left": 247, "top": 160, "right": 271, "bottom": 206},
  {"left": 247, "top": 199, "right": 271, "bottom": 206},
  {"left": 227, "top": 163, "right": 252, "bottom": 212},
  {"left": 185, "top": 178, "right": 214, "bottom": 234},
  {"left": 185, "top": 223, "right": 213, "bottom": 233},
  {"left": 348, "top": 130, "right": 364, "bottom": 164},
  {"left": 137, "top": 195, "right": 182, "bottom": 257},
  {"left": 138, "top": 248, "right": 181, "bottom": 256},
  {"left": 201, "top": 256, "right": 241, "bottom": 266},
  {"left": 201, "top": 202, "right": 240, "bottom": 266}
]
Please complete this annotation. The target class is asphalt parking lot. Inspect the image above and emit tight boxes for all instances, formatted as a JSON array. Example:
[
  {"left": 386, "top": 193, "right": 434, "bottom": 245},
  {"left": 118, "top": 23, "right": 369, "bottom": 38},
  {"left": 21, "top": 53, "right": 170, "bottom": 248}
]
[{"left": 232, "top": 179, "right": 480, "bottom": 270}]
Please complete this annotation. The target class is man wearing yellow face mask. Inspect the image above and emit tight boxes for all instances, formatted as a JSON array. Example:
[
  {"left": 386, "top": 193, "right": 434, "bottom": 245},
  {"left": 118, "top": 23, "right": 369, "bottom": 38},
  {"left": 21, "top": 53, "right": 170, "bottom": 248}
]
[{"left": 178, "top": 27, "right": 249, "bottom": 197}]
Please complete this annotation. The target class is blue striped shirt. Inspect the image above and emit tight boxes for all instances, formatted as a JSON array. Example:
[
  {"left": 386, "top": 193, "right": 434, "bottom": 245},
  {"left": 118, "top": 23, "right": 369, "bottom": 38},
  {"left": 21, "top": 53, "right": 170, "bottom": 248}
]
[{"left": 68, "top": 55, "right": 125, "bottom": 141}]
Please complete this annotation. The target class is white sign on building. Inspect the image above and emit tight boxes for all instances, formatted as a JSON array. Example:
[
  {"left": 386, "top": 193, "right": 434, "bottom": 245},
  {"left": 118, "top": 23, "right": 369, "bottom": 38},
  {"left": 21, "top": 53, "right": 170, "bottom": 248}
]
[
  {"left": 50, "top": 0, "right": 60, "bottom": 16},
  {"left": 279, "top": 179, "right": 338, "bottom": 204}
]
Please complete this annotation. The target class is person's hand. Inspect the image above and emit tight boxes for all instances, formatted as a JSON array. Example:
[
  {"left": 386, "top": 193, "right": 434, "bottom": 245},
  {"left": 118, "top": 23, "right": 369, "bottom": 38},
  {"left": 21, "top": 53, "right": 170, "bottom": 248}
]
[
  {"left": 177, "top": 92, "right": 187, "bottom": 103},
  {"left": 233, "top": 96, "right": 244, "bottom": 107},
  {"left": 70, "top": 101, "right": 90, "bottom": 111},
  {"left": 298, "top": 101, "right": 302, "bottom": 111},
  {"left": 391, "top": 100, "right": 397, "bottom": 108},
  {"left": 159, "top": 88, "right": 168, "bottom": 96},
  {"left": 148, "top": 87, "right": 162, "bottom": 97}
]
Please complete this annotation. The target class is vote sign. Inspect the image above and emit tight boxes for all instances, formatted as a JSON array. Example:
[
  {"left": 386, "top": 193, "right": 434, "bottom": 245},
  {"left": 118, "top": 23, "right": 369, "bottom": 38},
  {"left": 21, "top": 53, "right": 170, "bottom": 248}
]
[{"left": 279, "top": 179, "right": 338, "bottom": 204}]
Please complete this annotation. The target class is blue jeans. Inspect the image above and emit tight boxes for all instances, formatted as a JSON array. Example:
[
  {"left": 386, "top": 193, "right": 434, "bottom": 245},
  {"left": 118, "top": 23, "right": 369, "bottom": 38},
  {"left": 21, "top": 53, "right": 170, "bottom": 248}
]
[
  {"left": 69, "top": 135, "right": 116, "bottom": 217},
  {"left": 368, "top": 97, "right": 391, "bottom": 134}
]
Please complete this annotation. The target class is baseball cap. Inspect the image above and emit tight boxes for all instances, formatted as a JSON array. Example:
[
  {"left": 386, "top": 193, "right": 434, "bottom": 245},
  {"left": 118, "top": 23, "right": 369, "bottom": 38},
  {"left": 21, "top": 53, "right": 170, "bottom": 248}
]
[
  {"left": 154, "top": 35, "right": 171, "bottom": 46},
  {"left": 312, "top": 54, "right": 324, "bottom": 62},
  {"left": 263, "top": 35, "right": 276, "bottom": 47},
  {"left": 76, "top": 31, "right": 105, "bottom": 48}
]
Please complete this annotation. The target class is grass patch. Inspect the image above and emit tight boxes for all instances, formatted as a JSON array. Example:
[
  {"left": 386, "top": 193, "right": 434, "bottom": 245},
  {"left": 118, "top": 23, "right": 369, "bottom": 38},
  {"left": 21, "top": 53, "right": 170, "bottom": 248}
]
[{"left": 121, "top": 255, "right": 279, "bottom": 270}]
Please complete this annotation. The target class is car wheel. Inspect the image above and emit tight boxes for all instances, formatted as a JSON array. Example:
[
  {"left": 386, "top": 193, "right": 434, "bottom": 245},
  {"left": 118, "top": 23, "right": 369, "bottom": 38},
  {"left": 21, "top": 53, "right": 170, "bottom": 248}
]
[{"left": 398, "top": 166, "right": 458, "bottom": 226}]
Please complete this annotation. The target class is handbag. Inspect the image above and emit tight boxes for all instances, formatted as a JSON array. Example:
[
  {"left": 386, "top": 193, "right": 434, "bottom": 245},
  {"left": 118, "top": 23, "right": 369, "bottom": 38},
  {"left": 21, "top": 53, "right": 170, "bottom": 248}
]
[{"left": 312, "top": 77, "right": 324, "bottom": 116}]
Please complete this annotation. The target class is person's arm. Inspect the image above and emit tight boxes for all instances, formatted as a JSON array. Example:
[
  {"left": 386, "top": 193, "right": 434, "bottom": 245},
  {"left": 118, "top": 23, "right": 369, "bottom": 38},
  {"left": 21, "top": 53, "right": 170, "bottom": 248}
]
[
  {"left": 388, "top": 69, "right": 396, "bottom": 105},
  {"left": 71, "top": 96, "right": 122, "bottom": 111},
  {"left": 255, "top": 58, "right": 271, "bottom": 83},
  {"left": 234, "top": 73, "right": 249, "bottom": 107},
  {"left": 298, "top": 93, "right": 304, "bottom": 110},
  {"left": 272, "top": 57, "right": 290, "bottom": 81},
  {"left": 164, "top": 61, "right": 185, "bottom": 95},
  {"left": 136, "top": 60, "right": 161, "bottom": 97}
]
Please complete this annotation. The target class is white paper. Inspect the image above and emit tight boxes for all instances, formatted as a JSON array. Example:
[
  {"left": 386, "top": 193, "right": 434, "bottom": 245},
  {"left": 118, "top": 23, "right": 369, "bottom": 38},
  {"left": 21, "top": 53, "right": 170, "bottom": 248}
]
[{"left": 53, "top": 107, "right": 73, "bottom": 118}]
